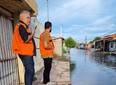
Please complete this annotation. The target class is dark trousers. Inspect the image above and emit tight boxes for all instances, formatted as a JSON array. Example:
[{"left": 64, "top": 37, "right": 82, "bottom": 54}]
[
  {"left": 19, "top": 55, "right": 35, "bottom": 85},
  {"left": 43, "top": 58, "right": 53, "bottom": 84}
]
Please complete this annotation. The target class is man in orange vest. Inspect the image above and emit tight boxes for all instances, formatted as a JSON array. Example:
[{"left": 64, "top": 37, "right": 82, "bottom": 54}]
[
  {"left": 40, "top": 21, "right": 54, "bottom": 84},
  {"left": 12, "top": 10, "right": 36, "bottom": 85}
]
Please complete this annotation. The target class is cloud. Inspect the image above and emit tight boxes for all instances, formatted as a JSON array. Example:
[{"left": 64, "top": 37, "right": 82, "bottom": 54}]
[
  {"left": 61, "top": 15, "right": 116, "bottom": 42},
  {"left": 49, "top": 0, "right": 103, "bottom": 24},
  {"left": 37, "top": 0, "right": 116, "bottom": 42}
]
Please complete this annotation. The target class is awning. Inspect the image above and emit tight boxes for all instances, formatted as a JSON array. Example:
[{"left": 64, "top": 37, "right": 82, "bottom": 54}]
[{"left": 0, "top": 0, "right": 38, "bottom": 16}]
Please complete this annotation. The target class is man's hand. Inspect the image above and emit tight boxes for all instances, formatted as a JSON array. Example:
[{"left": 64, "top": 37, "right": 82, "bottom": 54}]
[
  {"left": 45, "top": 41, "right": 54, "bottom": 50},
  {"left": 25, "top": 27, "right": 36, "bottom": 43}
]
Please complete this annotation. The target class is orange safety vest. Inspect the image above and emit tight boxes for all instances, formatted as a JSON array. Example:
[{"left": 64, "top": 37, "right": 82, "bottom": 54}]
[
  {"left": 12, "top": 22, "right": 34, "bottom": 56},
  {"left": 39, "top": 32, "right": 54, "bottom": 58}
]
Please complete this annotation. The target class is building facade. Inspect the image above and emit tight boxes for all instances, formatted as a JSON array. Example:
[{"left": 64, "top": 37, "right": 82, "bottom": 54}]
[
  {"left": 0, "top": 0, "right": 44, "bottom": 85},
  {"left": 95, "top": 34, "right": 116, "bottom": 52}
]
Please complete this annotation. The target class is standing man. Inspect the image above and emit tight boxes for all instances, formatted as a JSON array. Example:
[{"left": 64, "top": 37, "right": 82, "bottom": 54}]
[
  {"left": 12, "top": 10, "right": 36, "bottom": 85},
  {"left": 40, "top": 21, "right": 54, "bottom": 84}
]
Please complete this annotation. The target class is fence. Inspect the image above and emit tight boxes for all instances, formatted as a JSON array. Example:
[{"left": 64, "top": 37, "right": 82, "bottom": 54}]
[{"left": 0, "top": 15, "right": 19, "bottom": 85}]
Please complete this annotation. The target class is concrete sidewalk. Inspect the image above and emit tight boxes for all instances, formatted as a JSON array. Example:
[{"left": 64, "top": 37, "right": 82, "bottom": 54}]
[{"left": 33, "top": 60, "right": 71, "bottom": 85}]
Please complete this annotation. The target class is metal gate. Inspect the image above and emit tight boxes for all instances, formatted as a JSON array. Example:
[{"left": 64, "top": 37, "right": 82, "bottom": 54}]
[{"left": 0, "top": 16, "right": 19, "bottom": 85}]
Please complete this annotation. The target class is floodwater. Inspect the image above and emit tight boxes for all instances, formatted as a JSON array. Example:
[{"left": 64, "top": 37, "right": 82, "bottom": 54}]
[{"left": 71, "top": 48, "right": 116, "bottom": 85}]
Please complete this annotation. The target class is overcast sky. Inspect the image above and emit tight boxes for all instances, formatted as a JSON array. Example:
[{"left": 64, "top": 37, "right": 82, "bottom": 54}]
[{"left": 37, "top": 0, "right": 116, "bottom": 43}]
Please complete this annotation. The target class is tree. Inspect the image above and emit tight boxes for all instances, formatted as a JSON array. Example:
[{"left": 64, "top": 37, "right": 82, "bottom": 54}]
[
  {"left": 94, "top": 37, "right": 101, "bottom": 41},
  {"left": 65, "top": 37, "right": 76, "bottom": 49},
  {"left": 89, "top": 36, "right": 101, "bottom": 43}
]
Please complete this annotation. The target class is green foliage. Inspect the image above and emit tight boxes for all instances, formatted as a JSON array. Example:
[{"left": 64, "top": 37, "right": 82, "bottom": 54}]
[
  {"left": 94, "top": 37, "right": 101, "bottom": 41},
  {"left": 65, "top": 37, "right": 76, "bottom": 48},
  {"left": 89, "top": 36, "right": 101, "bottom": 43},
  {"left": 62, "top": 47, "right": 67, "bottom": 53},
  {"left": 70, "top": 62, "right": 76, "bottom": 72}
]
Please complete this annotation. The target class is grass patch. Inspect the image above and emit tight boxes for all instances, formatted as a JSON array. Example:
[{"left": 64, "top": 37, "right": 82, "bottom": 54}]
[
  {"left": 62, "top": 47, "right": 67, "bottom": 53},
  {"left": 70, "top": 62, "right": 76, "bottom": 72}
]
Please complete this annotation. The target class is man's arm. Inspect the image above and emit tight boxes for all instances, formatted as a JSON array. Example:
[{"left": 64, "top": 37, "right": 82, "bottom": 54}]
[
  {"left": 19, "top": 25, "right": 35, "bottom": 43},
  {"left": 19, "top": 25, "right": 28, "bottom": 42},
  {"left": 43, "top": 33, "right": 54, "bottom": 50},
  {"left": 25, "top": 30, "right": 35, "bottom": 43}
]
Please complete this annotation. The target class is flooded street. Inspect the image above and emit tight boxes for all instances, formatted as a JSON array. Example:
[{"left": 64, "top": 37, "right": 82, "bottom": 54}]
[{"left": 71, "top": 48, "right": 116, "bottom": 85}]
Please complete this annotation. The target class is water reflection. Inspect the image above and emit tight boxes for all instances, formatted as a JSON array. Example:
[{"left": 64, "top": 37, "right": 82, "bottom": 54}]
[
  {"left": 71, "top": 48, "right": 116, "bottom": 85},
  {"left": 91, "top": 51, "right": 116, "bottom": 70}
]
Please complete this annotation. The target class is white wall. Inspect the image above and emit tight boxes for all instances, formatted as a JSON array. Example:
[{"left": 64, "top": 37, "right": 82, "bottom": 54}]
[
  {"left": 31, "top": 17, "right": 44, "bottom": 73},
  {"left": 53, "top": 38, "right": 63, "bottom": 56}
]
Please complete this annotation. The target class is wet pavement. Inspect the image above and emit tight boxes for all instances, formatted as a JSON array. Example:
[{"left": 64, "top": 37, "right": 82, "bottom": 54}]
[
  {"left": 71, "top": 48, "right": 116, "bottom": 85},
  {"left": 33, "top": 60, "right": 71, "bottom": 85}
]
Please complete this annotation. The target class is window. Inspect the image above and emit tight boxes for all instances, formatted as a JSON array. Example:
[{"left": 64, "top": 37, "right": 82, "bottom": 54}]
[{"left": 110, "top": 42, "right": 113, "bottom": 48}]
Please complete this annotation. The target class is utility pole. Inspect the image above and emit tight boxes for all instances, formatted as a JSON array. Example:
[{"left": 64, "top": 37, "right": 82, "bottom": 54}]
[
  {"left": 60, "top": 25, "right": 63, "bottom": 37},
  {"left": 85, "top": 35, "right": 87, "bottom": 50},
  {"left": 46, "top": 0, "right": 49, "bottom": 21},
  {"left": 85, "top": 35, "right": 87, "bottom": 44}
]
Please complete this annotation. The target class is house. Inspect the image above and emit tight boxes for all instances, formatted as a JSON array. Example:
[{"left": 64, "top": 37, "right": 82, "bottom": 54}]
[
  {"left": 85, "top": 44, "right": 93, "bottom": 50},
  {"left": 95, "top": 34, "right": 116, "bottom": 52},
  {"left": 94, "top": 39, "right": 104, "bottom": 51},
  {"left": 108, "top": 34, "right": 116, "bottom": 52},
  {"left": 0, "top": 0, "right": 44, "bottom": 85},
  {"left": 109, "top": 41, "right": 116, "bottom": 52},
  {"left": 79, "top": 43, "right": 85, "bottom": 49}
]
